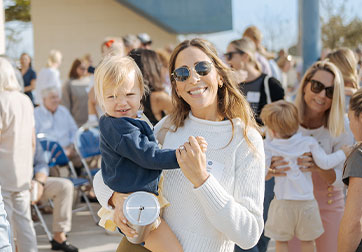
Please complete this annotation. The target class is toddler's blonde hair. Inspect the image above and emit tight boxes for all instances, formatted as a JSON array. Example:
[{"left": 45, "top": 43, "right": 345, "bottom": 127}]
[
  {"left": 94, "top": 55, "right": 145, "bottom": 111},
  {"left": 260, "top": 100, "right": 300, "bottom": 139}
]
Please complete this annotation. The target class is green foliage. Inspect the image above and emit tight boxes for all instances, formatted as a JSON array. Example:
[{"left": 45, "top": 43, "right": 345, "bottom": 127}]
[
  {"left": 5, "top": 0, "right": 31, "bottom": 22},
  {"left": 342, "top": 19, "right": 362, "bottom": 48},
  {"left": 322, "top": 16, "right": 362, "bottom": 49},
  {"left": 320, "top": 0, "right": 362, "bottom": 49}
]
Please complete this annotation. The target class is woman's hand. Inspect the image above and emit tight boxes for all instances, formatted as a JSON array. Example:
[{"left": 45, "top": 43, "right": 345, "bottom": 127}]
[
  {"left": 110, "top": 192, "right": 138, "bottom": 238},
  {"left": 176, "top": 136, "right": 209, "bottom": 188},
  {"left": 298, "top": 152, "right": 336, "bottom": 184},
  {"left": 298, "top": 152, "right": 320, "bottom": 172},
  {"left": 265, "top": 156, "right": 291, "bottom": 180}
]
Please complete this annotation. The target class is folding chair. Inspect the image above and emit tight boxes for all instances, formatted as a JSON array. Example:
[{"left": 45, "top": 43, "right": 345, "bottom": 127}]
[
  {"left": 37, "top": 133, "right": 99, "bottom": 224},
  {"left": 32, "top": 203, "right": 53, "bottom": 241},
  {"left": 74, "top": 124, "right": 101, "bottom": 184}
]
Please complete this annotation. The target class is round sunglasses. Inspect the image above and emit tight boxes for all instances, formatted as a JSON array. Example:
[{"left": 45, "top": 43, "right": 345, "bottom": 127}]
[
  {"left": 171, "top": 61, "right": 212, "bottom": 82},
  {"left": 310, "top": 79, "right": 334, "bottom": 99}
]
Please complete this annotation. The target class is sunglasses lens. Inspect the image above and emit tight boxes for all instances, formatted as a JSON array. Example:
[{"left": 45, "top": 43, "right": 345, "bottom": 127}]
[
  {"left": 326, "top": 87, "right": 334, "bottom": 99},
  {"left": 173, "top": 67, "right": 189, "bottom": 82},
  {"left": 310, "top": 80, "right": 334, "bottom": 99},
  {"left": 195, "top": 61, "right": 212, "bottom": 76},
  {"left": 310, "top": 80, "right": 324, "bottom": 93}
]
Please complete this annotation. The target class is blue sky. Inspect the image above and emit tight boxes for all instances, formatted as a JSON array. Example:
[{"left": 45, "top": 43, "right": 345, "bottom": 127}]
[
  {"left": 5, "top": 0, "right": 362, "bottom": 58},
  {"left": 201, "top": 0, "right": 362, "bottom": 53}
]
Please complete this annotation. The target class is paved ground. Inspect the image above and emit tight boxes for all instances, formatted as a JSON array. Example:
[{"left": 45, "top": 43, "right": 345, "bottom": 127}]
[
  {"left": 36, "top": 203, "right": 121, "bottom": 252},
  {"left": 36, "top": 202, "right": 276, "bottom": 251}
]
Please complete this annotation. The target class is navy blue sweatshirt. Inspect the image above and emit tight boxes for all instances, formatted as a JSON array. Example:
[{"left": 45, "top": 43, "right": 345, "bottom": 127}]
[{"left": 99, "top": 115, "right": 179, "bottom": 195}]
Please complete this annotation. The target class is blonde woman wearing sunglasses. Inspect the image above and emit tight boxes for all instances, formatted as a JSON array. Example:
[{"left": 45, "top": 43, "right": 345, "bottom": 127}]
[
  {"left": 267, "top": 61, "right": 354, "bottom": 252},
  {"left": 93, "top": 38, "right": 265, "bottom": 252}
]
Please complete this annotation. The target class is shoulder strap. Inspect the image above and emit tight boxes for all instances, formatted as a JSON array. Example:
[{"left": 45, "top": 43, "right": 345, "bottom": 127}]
[{"left": 263, "top": 75, "right": 272, "bottom": 104}]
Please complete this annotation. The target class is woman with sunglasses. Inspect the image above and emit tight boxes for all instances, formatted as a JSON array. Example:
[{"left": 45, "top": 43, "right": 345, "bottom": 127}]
[
  {"left": 267, "top": 61, "right": 354, "bottom": 252},
  {"left": 62, "top": 58, "right": 93, "bottom": 127},
  {"left": 93, "top": 38, "right": 265, "bottom": 252},
  {"left": 225, "top": 37, "right": 284, "bottom": 125}
]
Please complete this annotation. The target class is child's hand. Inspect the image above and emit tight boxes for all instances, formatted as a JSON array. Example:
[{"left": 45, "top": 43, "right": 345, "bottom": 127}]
[
  {"left": 195, "top": 136, "right": 208, "bottom": 153},
  {"left": 341, "top": 145, "right": 353, "bottom": 157}
]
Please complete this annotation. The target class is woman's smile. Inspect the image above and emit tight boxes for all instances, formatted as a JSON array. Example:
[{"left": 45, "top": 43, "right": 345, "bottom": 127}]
[
  {"left": 187, "top": 86, "right": 208, "bottom": 96},
  {"left": 313, "top": 97, "right": 326, "bottom": 106}
]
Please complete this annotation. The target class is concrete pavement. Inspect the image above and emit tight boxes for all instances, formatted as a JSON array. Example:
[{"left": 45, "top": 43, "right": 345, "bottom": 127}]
[
  {"left": 36, "top": 203, "right": 121, "bottom": 252},
  {"left": 35, "top": 203, "right": 275, "bottom": 252}
]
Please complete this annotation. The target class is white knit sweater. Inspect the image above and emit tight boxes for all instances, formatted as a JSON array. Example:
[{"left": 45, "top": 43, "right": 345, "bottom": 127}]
[{"left": 93, "top": 113, "right": 265, "bottom": 251}]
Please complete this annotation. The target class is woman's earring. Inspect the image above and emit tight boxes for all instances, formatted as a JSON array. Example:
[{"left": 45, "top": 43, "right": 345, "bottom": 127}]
[{"left": 218, "top": 76, "right": 223, "bottom": 88}]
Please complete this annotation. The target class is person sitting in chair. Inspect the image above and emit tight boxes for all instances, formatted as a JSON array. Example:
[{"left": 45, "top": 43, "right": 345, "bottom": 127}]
[
  {"left": 32, "top": 139, "right": 78, "bottom": 252},
  {"left": 34, "top": 87, "right": 82, "bottom": 171}
]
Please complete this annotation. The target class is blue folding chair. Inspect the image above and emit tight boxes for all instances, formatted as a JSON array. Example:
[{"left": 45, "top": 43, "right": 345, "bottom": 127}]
[
  {"left": 74, "top": 124, "right": 101, "bottom": 184},
  {"left": 37, "top": 133, "right": 99, "bottom": 223}
]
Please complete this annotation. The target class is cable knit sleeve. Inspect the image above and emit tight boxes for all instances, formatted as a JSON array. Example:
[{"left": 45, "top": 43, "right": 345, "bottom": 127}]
[{"left": 193, "top": 128, "right": 265, "bottom": 249}]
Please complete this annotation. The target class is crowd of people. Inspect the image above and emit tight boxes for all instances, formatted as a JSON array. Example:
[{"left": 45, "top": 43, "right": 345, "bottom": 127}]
[{"left": 0, "top": 26, "right": 361, "bottom": 252}]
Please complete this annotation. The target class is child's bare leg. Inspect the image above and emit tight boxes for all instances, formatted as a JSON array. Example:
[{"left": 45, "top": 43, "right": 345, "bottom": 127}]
[
  {"left": 144, "top": 218, "right": 183, "bottom": 252},
  {"left": 275, "top": 241, "right": 288, "bottom": 252},
  {"left": 301, "top": 240, "right": 314, "bottom": 252}
]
